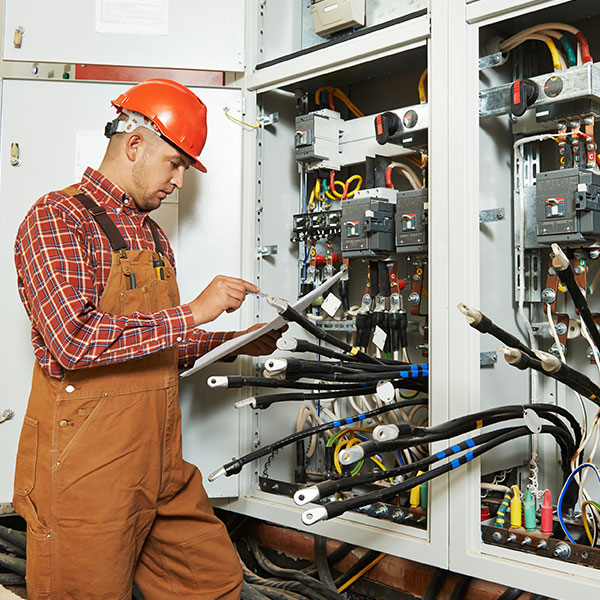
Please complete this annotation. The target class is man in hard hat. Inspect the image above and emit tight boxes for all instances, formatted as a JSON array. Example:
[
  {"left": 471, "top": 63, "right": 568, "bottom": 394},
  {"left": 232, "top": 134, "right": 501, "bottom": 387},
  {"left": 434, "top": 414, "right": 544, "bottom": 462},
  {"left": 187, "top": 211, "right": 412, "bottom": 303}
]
[{"left": 13, "top": 79, "right": 278, "bottom": 599}]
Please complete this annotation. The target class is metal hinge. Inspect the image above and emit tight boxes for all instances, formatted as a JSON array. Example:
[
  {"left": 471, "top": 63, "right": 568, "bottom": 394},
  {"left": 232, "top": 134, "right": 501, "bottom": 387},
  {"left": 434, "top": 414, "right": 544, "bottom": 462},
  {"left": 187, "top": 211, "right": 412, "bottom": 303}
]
[
  {"left": 257, "top": 112, "right": 280, "bottom": 127},
  {"left": 257, "top": 245, "right": 278, "bottom": 257},
  {"left": 480, "top": 351, "right": 498, "bottom": 367}
]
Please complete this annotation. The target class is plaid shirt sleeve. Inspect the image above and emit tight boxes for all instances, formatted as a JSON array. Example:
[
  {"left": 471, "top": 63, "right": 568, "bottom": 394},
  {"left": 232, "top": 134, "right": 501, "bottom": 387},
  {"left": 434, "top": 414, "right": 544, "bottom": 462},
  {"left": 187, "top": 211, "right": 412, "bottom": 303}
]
[{"left": 15, "top": 198, "right": 198, "bottom": 372}]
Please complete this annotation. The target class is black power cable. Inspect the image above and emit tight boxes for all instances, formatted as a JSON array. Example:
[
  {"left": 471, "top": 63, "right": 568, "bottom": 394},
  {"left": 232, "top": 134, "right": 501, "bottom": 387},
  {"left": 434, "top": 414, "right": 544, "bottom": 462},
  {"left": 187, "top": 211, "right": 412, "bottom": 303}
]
[
  {"left": 208, "top": 398, "right": 426, "bottom": 481},
  {"left": 333, "top": 549, "right": 381, "bottom": 590},
  {"left": 247, "top": 537, "right": 346, "bottom": 600},
  {"left": 497, "top": 588, "right": 524, "bottom": 600},
  {"left": 271, "top": 299, "right": 383, "bottom": 365},
  {"left": 0, "top": 525, "right": 26, "bottom": 551},
  {"left": 315, "top": 536, "right": 336, "bottom": 591},
  {"left": 302, "top": 425, "right": 573, "bottom": 524},
  {"left": 422, "top": 568, "right": 448, "bottom": 600},
  {"left": 449, "top": 574, "right": 471, "bottom": 600},
  {"left": 0, "top": 552, "right": 26, "bottom": 577}
]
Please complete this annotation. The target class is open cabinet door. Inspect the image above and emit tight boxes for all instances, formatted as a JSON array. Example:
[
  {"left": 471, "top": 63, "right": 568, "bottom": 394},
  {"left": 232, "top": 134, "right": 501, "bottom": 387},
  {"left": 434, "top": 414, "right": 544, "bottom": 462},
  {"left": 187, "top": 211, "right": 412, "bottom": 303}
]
[
  {"left": 0, "top": 78, "right": 244, "bottom": 502},
  {"left": 4, "top": 0, "right": 244, "bottom": 72}
]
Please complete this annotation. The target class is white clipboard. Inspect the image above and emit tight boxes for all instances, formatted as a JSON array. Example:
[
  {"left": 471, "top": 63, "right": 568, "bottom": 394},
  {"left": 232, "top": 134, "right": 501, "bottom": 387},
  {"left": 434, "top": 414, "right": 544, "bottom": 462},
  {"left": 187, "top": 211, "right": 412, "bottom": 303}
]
[{"left": 180, "top": 271, "right": 343, "bottom": 378}]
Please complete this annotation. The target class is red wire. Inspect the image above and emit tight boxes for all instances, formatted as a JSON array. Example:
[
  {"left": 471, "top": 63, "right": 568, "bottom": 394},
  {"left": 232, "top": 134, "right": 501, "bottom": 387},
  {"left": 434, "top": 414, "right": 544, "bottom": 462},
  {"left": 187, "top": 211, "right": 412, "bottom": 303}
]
[
  {"left": 328, "top": 88, "right": 335, "bottom": 111},
  {"left": 385, "top": 165, "right": 394, "bottom": 188},
  {"left": 575, "top": 32, "right": 593, "bottom": 63}
]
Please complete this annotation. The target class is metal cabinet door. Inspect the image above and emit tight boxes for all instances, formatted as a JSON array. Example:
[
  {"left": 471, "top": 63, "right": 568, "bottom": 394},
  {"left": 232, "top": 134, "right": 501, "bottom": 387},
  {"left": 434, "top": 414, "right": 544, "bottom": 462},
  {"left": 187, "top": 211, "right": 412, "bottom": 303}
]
[
  {"left": 4, "top": 0, "right": 244, "bottom": 72},
  {"left": 0, "top": 79, "right": 244, "bottom": 502}
]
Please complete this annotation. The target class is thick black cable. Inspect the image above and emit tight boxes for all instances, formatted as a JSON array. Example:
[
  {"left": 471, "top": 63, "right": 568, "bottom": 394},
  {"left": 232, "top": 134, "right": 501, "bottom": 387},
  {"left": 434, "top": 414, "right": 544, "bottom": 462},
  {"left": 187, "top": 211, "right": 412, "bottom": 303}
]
[
  {"left": 251, "top": 380, "right": 426, "bottom": 409},
  {"left": 210, "top": 399, "right": 426, "bottom": 479},
  {"left": 333, "top": 549, "right": 381, "bottom": 589},
  {"left": 497, "top": 587, "right": 524, "bottom": 600},
  {"left": 0, "top": 525, "right": 26, "bottom": 551},
  {"left": 302, "top": 542, "right": 356, "bottom": 577},
  {"left": 0, "top": 537, "right": 25, "bottom": 558},
  {"left": 250, "top": 584, "right": 310, "bottom": 600},
  {"left": 504, "top": 348, "right": 600, "bottom": 404},
  {"left": 314, "top": 536, "right": 336, "bottom": 591},
  {"left": 0, "top": 573, "right": 25, "bottom": 586},
  {"left": 529, "top": 595, "right": 548, "bottom": 600},
  {"left": 248, "top": 537, "right": 346, "bottom": 600},
  {"left": 463, "top": 306, "right": 537, "bottom": 359},
  {"left": 0, "top": 552, "right": 26, "bottom": 576},
  {"left": 306, "top": 366, "right": 428, "bottom": 384},
  {"left": 241, "top": 559, "right": 329, "bottom": 600},
  {"left": 241, "top": 582, "right": 272, "bottom": 600},
  {"left": 277, "top": 302, "right": 383, "bottom": 365},
  {"left": 449, "top": 574, "right": 472, "bottom": 600},
  {"left": 301, "top": 426, "right": 530, "bottom": 501},
  {"left": 350, "top": 404, "right": 577, "bottom": 463},
  {"left": 553, "top": 253, "right": 600, "bottom": 352},
  {"left": 286, "top": 338, "right": 408, "bottom": 365},
  {"left": 422, "top": 568, "right": 448, "bottom": 600},
  {"left": 315, "top": 426, "right": 572, "bottom": 522}
]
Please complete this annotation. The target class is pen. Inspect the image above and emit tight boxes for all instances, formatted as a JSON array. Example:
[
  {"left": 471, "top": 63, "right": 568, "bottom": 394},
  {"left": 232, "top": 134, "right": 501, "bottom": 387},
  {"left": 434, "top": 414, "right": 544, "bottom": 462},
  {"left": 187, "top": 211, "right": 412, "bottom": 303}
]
[{"left": 129, "top": 273, "right": 137, "bottom": 289}]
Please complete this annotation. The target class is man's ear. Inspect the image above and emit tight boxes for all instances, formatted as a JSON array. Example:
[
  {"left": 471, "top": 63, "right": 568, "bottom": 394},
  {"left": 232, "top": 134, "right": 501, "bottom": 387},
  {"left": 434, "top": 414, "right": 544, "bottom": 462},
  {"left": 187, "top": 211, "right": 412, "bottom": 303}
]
[{"left": 124, "top": 132, "right": 143, "bottom": 163}]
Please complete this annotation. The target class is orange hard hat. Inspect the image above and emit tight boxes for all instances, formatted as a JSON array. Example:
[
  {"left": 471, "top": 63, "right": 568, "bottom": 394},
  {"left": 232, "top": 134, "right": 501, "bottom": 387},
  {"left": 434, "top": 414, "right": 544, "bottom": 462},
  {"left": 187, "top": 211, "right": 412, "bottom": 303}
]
[{"left": 110, "top": 79, "right": 208, "bottom": 172}]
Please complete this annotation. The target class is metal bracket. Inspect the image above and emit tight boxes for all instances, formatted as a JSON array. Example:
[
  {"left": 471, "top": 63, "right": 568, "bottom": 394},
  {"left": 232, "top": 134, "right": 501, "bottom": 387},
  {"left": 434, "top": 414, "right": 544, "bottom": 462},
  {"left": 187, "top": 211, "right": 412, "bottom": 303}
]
[
  {"left": 257, "top": 112, "right": 279, "bottom": 127},
  {"left": 479, "top": 208, "right": 505, "bottom": 223},
  {"left": 479, "top": 52, "right": 505, "bottom": 70},
  {"left": 257, "top": 244, "right": 278, "bottom": 257},
  {"left": 480, "top": 351, "right": 498, "bottom": 367}
]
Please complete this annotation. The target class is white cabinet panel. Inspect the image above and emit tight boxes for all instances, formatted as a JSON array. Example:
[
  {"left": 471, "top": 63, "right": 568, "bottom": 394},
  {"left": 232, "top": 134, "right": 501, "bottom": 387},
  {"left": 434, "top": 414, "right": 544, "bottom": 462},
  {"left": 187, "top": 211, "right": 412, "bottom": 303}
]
[
  {"left": 4, "top": 0, "right": 244, "bottom": 72},
  {"left": 0, "top": 79, "right": 244, "bottom": 501}
]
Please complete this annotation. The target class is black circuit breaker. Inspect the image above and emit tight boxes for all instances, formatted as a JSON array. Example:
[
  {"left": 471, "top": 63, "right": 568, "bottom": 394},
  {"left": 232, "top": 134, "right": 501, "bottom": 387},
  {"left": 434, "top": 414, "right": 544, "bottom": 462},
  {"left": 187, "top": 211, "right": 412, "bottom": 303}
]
[
  {"left": 341, "top": 188, "right": 396, "bottom": 258},
  {"left": 536, "top": 167, "right": 600, "bottom": 246},
  {"left": 395, "top": 188, "right": 428, "bottom": 254}
]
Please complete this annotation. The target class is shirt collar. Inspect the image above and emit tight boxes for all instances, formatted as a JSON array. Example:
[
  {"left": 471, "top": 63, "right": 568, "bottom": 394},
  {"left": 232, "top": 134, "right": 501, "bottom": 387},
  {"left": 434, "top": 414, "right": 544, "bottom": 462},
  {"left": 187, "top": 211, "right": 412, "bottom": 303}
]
[{"left": 79, "top": 167, "right": 139, "bottom": 213}]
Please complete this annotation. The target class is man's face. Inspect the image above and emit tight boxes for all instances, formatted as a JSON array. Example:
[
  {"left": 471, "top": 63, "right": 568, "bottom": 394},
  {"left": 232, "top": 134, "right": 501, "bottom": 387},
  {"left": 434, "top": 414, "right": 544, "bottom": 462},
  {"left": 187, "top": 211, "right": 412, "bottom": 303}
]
[{"left": 131, "top": 133, "right": 193, "bottom": 212}]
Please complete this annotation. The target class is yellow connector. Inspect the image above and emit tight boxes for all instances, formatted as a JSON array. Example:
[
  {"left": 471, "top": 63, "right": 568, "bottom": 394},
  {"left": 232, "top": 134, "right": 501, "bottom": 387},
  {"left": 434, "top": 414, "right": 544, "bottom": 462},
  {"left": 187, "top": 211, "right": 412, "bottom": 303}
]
[
  {"left": 410, "top": 471, "right": 425, "bottom": 508},
  {"left": 510, "top": 485, "right": 522, "bottom": 529}
]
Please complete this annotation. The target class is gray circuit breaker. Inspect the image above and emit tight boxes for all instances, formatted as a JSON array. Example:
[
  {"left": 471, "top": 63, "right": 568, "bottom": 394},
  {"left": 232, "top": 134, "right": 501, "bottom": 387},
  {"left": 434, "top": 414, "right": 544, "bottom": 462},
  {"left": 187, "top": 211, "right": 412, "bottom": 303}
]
[
  {"left": 395, "top": 188, "right": 428, "bottom": 254},
  {"left": 294, "top": 109, "right": 343, "bottom": 171},
  {"left": 341, "top": 188, "right": 396, "bottom": 258},
  {"left": 536, "top": 167, "right": 600, "bottom": 246}
]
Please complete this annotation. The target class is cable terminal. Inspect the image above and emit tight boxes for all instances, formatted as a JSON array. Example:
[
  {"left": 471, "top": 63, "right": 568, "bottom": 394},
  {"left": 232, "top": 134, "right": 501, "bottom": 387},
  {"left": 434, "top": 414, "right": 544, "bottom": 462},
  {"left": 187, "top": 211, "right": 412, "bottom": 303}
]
[
  {"left": 207, "top": 376, "right": 229, "bottom": 389},
  {"left": 457, "top": 303, "right": 483, "bottom": 326},
  {"left": 294, "top": 486, "right": 320, "bottom": 506},
  {"left": 302, "top": 506, "right": 328, "bottom": 525},
  {"left": 234, "top": 397, "right": 256, "bottom": 409}
]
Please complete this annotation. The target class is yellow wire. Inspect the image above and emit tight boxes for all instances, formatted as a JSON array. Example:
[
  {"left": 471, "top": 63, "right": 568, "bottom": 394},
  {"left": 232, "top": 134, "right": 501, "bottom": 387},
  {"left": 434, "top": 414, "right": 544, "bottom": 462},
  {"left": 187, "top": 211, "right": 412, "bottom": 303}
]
[
  {"left": 337, "top": 553, "right": 386, "bottom": 593},
  {"left": 224, "top": 111, "right": 260, "bottom": 129},
  {"left": 334, "top": 437, "right": 362, "bottom": 474},
  {"left": 418, "top": 68, "right": 428, "bottom": 103},
  {"left": 582, "top": 501, "right": 599, "bottom": 546},
  {"left": 368, "top": 456, "right": 394, "bottom": 483},
  {"left": 344, "top": 175, "right": 363, "bottom": 198},
  {"left": 315, "top": 87, "right": 365, "bottom": 118},
  {"left": 542, "top": 38, "right": 563, "bottom": 70},
  {"left": 329, "top": 179, "right": 345, "bottom": 200},
  {"left": 405, "top": 155, "right": 422, "bottom": 168}
]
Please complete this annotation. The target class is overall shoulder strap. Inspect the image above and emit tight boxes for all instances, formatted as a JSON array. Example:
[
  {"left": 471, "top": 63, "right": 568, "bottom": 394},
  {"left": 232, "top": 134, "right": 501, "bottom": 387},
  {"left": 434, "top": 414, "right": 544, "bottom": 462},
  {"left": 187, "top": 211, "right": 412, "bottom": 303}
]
[
  {"left": 62, "top": 187, "right": 128, "bottom": 254},
  {"left": 146, "top": 219, "right": 165, "bottom": 256}
]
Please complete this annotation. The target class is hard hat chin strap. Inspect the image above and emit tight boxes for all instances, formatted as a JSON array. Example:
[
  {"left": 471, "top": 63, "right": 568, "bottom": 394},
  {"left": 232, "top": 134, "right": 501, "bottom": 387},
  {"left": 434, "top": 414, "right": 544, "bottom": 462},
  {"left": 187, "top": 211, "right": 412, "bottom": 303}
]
[{"left": 104, "top": 109, "right": 161, "bottom": 139}]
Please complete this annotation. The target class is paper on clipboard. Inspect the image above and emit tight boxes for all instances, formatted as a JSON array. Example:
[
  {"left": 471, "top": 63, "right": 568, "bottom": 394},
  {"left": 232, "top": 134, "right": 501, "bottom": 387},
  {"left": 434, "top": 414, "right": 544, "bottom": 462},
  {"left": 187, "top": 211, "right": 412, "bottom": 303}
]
[{"left": 180, "top": 271, "right": 343, "bottom": 378}]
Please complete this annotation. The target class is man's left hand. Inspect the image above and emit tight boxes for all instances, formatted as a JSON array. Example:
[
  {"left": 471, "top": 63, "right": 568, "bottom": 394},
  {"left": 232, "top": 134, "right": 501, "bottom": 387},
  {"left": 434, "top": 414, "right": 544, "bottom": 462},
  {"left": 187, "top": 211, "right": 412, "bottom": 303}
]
[{"left": 231, "top": 323, "right": 288, "bottom": 357}]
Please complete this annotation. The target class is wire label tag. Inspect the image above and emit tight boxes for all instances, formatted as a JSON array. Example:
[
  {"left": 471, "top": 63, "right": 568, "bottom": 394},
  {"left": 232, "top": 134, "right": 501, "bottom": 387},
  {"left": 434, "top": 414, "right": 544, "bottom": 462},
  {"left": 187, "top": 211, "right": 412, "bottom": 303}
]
[
  {"left": 321, "top": 292, "right": 342, "bottom": 317},
  {"left": 372, "top": 325, "right": 387, "bottom": 351}
]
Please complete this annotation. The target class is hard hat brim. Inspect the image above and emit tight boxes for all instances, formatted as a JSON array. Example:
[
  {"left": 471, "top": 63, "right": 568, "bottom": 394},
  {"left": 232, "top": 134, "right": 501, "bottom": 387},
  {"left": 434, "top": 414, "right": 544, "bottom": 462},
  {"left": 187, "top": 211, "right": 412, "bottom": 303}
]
[{"left": 193, "top": 158, "right": 207, "bottom": 173}]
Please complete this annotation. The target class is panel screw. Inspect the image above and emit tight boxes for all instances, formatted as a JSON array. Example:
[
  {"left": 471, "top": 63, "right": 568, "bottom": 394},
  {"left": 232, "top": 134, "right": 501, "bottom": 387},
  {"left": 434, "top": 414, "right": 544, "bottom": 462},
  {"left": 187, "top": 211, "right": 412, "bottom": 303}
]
[
  {"left": 491, "top": 531, "right": 502, "bottom": 542},
  {"left": 541, "top": 288, "right": 556, "bottom": 304},
  {"left": 408, "top": 292, "right": 420, "bottom": 306},
  {"left": 553, "top": 542, "right": 571, "bottom": 559}
]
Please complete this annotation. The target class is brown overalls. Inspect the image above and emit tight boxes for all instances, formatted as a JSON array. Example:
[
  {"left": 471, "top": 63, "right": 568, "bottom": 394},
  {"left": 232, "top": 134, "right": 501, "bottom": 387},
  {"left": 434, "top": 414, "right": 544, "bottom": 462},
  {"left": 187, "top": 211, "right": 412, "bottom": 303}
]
[{"left": 13, "top": 190, "right": 243, "bottom": 600}]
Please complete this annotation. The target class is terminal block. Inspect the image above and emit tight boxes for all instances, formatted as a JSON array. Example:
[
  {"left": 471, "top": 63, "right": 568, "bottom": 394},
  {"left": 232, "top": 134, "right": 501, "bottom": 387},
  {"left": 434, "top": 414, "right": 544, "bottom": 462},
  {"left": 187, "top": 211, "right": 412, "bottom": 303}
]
[
  {"left": 536, "top": 167, "right": 600, "bottom": 246},
  {"left": 396, "top": 188, "right": 428, "bottom": 254},
  {"left": 295, "top": 109, "right": 343, "bottom": 171},
  {"left": 341, "top": 188, "right": 396, "bottom": 258},
  {"left": 292, "top": 209, "right": 341, "bottom": 242}
]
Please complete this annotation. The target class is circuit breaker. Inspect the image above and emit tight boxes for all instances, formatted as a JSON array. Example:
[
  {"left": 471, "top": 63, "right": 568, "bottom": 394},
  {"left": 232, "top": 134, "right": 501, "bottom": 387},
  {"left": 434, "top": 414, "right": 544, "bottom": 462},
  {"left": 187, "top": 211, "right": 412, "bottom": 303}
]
[
  {"left": 294, "top": 109, "right": 343, "bottom": 171},
  {"left": 341, "top": 188, "right": 396, "bottom": 257},
  {"left": 395, "top": 188, "right": 428, "bottom": 254},
  {"left": 536, "top": 167, "right": 600, "bottom": 246}
]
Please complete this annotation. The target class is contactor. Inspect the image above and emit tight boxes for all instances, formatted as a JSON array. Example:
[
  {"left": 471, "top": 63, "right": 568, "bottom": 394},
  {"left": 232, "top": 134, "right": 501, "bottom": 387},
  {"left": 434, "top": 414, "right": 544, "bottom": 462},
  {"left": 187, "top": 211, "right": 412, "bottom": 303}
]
[{"left": 395, "top": 188, "right": 428, "bottom": 254}]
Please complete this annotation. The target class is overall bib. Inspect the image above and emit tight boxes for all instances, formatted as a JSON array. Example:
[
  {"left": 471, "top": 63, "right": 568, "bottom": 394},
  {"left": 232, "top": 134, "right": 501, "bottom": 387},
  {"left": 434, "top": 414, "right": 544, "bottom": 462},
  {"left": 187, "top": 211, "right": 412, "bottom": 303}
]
[{"left": 13, "top": 190, "right": 243, "bottom": 600}]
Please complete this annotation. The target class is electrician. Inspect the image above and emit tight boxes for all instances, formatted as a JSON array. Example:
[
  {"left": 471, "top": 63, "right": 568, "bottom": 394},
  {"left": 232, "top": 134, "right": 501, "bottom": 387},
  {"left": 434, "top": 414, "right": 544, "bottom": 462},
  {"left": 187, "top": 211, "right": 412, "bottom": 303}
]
[{"left": 13, "top": 79, "right": 279, "bottom": 600}]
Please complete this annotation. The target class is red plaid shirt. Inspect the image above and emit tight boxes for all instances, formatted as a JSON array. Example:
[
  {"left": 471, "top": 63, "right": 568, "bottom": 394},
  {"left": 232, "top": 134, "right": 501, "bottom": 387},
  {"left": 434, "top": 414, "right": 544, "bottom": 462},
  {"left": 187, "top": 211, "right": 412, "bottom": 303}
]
[{"left": 15, "top": 167, "right": 235, "bottom": 379}]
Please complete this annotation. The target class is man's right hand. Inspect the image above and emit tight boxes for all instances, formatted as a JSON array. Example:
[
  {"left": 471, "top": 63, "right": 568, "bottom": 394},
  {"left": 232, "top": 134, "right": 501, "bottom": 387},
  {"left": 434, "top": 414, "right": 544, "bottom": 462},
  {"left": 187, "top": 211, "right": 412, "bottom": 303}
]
[{"left": 188, "top": 275, "right": 259, "bottom": 326}]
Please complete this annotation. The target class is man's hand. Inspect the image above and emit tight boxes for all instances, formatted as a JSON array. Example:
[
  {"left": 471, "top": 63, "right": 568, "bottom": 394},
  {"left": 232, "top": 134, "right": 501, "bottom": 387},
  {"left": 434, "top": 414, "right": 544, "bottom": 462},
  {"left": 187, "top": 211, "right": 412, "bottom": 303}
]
[
  {"left": 188, "top": 275, "right": 259, "bottom": 326},
  {"left": 230, "top": 323, "right": 288, "bottom": 357}
]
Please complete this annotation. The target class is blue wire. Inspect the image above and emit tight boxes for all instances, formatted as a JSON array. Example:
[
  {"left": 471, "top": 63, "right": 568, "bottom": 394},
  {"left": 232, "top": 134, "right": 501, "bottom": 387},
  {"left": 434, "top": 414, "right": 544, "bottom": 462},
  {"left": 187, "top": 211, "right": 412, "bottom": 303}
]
[
  {"left": 396, "top": 451, "right": 405, "bottom": 466},
  {"left": 557, "top": 462, "right": 600, "bottom": 543}
]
